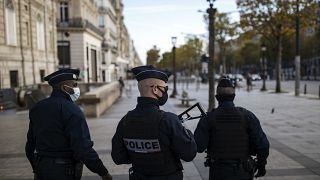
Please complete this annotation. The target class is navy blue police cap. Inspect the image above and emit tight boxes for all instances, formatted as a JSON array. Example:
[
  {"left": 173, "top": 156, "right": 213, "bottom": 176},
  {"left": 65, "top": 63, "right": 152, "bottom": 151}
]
[
  {"left": 217, "top": 78, "right": 234, "bottom": 88},
  {"left": 216, "top": 78, "right": 235, "bottom": 95},
  {"left": 131, "top": 65, "right": 171, "bottom": 83},
  {"left": 43, "top": 68, "right": 80, "bottom": 86}
]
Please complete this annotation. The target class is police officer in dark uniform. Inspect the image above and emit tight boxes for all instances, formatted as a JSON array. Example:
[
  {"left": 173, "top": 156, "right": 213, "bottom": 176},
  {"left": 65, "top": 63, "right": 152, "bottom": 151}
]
[
  {"left": 25, "top": 69, "right": 112, "bottom": 180},
  {"left": 111, "top": 65, "right": 197, "bottom": 180},
  {"left": 194, "top": 78, "right": 270, "bottom": 180}
]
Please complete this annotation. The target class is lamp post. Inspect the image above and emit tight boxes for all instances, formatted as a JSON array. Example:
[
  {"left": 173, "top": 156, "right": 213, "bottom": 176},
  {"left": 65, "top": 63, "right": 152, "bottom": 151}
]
[
  {"left": 207, "top": 0, "right": 217, "bottom": 111},
  {"left": 170, "top": 36, "right": 178, "bottom": 98},
  {"left": 295, "top": 0, "right": 301, "bottom": 96},
  {"left": 261, "top": 43, "right": 267, "bottom": 91}
]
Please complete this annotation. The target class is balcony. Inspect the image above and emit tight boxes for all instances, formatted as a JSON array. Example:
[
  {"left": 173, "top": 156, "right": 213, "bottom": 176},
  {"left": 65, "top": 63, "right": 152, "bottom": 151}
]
[
  {"left": 57, "top": 18, "right": 104, "bottom": 37},
  {"left": 102, "top": 42, "right": 118, "bottom": 54}
]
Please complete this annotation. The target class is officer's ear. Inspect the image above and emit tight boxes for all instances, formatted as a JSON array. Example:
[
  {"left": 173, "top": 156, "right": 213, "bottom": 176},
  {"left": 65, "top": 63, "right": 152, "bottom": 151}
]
[
  {"left": 60, "top": 83, "right": 72, "bottom": 94},
  {"left": 60, "top": 83, "right": 67, "bottom": 92},
  {"left": 151, "top": 85, "right": 158, "bottom": 94}
]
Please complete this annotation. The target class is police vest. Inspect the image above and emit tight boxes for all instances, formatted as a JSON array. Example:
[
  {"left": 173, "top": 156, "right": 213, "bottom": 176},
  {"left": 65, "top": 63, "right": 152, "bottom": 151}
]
[
  {"left": 122, "top": 110, "right": 182, "bottom": 176},
  {"left": 208, "top": 107, "right": 249, "bottom": 160}
]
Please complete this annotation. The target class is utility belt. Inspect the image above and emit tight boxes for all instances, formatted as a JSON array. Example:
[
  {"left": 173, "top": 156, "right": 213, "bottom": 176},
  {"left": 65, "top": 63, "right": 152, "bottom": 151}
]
[
  {"left": 205, "top": 157, "right": 257, "bottom": 173},
  {"left": 33, "top": 153, "right": 83, "bottom": 180}
]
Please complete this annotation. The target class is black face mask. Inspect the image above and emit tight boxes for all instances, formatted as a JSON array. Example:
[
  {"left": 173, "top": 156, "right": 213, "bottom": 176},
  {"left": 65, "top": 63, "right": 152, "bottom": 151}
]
[{"left": 155, "top": 86, "right": 168, "bottom": 106}]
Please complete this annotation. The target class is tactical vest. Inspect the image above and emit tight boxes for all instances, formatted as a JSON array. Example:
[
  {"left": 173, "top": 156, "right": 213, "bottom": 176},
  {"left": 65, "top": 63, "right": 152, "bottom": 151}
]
[
  {"left": 208, "top": 107, "right": 249, "bottom": 160},
  {"left": 122, "top": 110, "right": 181, "bottom": 176}
]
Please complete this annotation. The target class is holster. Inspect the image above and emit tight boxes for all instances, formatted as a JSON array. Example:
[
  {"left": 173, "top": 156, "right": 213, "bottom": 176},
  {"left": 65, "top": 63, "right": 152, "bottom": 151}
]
[
  {"left": 64, "top": 160, "right": 83, "bottom": 180},
  {"left": 242, "top": 157, "right": 257, "bottom": 179},
  {"left": 129, "top": 167, "right": 141, "bottom": 180}
]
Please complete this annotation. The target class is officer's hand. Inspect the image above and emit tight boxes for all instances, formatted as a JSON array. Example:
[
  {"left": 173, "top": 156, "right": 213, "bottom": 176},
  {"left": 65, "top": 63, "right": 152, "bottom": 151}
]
[
  {"left": 254, "top": 166, "right": 266, "bottom": 178},
  {"left": 101, "top": 173, "right": 112, "bottom": 180}
]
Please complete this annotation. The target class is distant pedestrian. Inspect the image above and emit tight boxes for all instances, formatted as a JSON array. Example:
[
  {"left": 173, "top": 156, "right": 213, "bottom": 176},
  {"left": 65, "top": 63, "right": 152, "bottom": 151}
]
[
  {"left": 25, "top": 69, "right": 112, "bottom": 180},
  {"left": 246, "top": 73, "right": 252, "bottom": 92},
  {"left": 194, "top": 78, "right": 270, "bottom": 180},
  {"left": 196, "top": 75, "right": 201, "bottom": 91},
  {"left": 111, "top": 65, "right": 197, "bottom": 180},
  {"left": 118, "top": 76, "right": 125, "bottom": 97}
]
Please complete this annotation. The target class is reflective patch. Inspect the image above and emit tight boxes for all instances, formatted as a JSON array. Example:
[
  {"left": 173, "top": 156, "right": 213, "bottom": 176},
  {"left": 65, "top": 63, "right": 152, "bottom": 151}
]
[{"left": 123, "top": 138, "right": 161, "bottom": 153}]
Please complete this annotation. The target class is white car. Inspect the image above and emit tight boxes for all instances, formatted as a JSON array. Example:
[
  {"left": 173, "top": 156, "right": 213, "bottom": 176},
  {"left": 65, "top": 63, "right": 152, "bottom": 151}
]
[
  {"left": 251, "top": 74, "right": 262, "bottom": 81},
  {"left": 235, "top": 74, "right": 244, "bottom": 81}
]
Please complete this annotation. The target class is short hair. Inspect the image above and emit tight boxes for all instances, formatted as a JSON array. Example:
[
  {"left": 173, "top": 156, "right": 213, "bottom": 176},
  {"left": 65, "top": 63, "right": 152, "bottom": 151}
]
[{"left": 138, "top": 78, "right": 165, "bottom": 96}]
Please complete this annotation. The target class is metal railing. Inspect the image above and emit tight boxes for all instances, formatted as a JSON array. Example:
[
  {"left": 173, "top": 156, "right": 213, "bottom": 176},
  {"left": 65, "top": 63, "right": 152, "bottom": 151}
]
[{"left": 57, "top": 18, "right": 104, "bottom": 37}]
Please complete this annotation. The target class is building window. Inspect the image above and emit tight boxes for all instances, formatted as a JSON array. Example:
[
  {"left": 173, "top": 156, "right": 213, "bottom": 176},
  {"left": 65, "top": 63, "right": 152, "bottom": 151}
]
[
  {"left": 111, "top": 0, "right": 116, "bottom": 10},
  {"left": 5, "top": 0, "right": 17, "bottom": 45},
  {"left": 9, "top": 70, "right": 19, "bottom": 88},
  {"left": 57, "top": 41, "right": 70, "bottom": 67},
  {"left": 60, "top": 2, "right": 69, "bottom": 22},
  {"left": 99, "top": 15, "right": 105, "bottom": 28},
  {"left": 25, "top": 22, "right": 29, "bottom": 46},
  {"left": 36, "top": 14, "right": 45, "bottom": 50},
  {"left": 102, "top": 70, "right": 106, "bottom": 82},
  {"left": 40, "top": 70, "right": 45, "bottom": 82}
]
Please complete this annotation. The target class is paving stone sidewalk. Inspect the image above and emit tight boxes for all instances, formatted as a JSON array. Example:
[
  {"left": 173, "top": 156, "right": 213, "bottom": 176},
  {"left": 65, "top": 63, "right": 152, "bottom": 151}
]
[{"left": 0, "top": 80, "right": 319, "bottom": 180}]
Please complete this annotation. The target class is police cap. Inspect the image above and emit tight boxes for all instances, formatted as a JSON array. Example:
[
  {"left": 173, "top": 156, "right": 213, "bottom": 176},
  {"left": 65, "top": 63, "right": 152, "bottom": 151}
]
[
  {"left": 43, "top": 68, "right": 80, "bottom": 86},
  {"left": 216, "top": 78, "right": 235, "bottom": 95},
  {"left": 131, "top": 65, "right": 171, "bottom": 83}
]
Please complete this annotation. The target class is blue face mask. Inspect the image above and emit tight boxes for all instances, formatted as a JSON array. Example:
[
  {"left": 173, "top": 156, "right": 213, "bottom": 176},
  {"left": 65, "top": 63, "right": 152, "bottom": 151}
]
[{"left": 64, "top": 85, "right": 81, "bottom": 102}]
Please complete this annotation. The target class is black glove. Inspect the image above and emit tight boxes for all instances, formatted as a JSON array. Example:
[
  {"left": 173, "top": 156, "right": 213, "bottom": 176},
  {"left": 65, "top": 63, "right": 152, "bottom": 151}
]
[{"left": 254, "top": 166, "right": 266, "bottom": 178}]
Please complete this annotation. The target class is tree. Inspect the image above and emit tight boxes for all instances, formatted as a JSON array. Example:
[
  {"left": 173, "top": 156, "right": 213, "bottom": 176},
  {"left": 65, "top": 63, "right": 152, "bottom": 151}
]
[
  {"left": 203, "top": 12, "right": 239, "bottom": 74},
  {"left": 146, "top": 45, "right": 160, "bottom": 66},
  {"left": 157, "top": 52, "right": 172, "bottom": 69},
  {"left": 215, "top": 12, "right": 239, "bottom": 74},
  {"left": 237, "top": 0, "right": 317, "bottom": 93},
  {"left": 175, "top": 37, "right": 203, "bottom": 73},
  {"left": 156, "top": 36, "right": 203, "bottom": 73},
  {"left": 240, "top": 41, "right": 260, "bottom": 66}
]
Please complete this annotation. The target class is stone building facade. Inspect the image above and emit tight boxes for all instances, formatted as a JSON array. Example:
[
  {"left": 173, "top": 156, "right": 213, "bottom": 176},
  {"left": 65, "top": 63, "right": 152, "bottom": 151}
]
[
  {"left": 0, "top": 0, "right": 58, "bottom": 89},
  {"left": 97, "top": 0, "right": 119, "bottom": 82},
  {"left": 0, "top": 0, "right": 141, "bottom": 88},
  {"left": 56, "top": 0, "right": 105, "bottom": 83}
]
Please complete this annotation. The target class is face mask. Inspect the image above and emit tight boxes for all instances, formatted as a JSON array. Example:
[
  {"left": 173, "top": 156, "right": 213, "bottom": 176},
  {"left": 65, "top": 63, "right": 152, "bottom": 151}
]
[
  {"left": 64, "top": 85, "right": 81, "bottom": 102},
  {"left": 155, "top": 86, "right": 168, "bottom": 106}
]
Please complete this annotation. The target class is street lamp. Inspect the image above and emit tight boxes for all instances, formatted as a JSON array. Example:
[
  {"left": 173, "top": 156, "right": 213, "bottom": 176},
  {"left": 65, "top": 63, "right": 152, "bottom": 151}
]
[
  {"left": 206, "top": 0, "right": 217, "bottom": 111},
  {"left": 170, "top": 36, "right": 178, "bottom": 98},
  {"left": 295, "top": 0, "right": 301, "bottom": 96},
  {"left": 261, "top": 43, "right": 267, "bottom": 91}
]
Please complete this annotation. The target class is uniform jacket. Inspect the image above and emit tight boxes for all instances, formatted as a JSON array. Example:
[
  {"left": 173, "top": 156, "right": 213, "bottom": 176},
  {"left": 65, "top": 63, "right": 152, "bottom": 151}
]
[
  {"left": 25, "top": 89, "right": 108, "bottom": 176},
  {"left": 194, "top": 101, "right": 269, "bottom": 166},
  {"left": 111, "top": 97, "right": 197, "bottom": 168}
]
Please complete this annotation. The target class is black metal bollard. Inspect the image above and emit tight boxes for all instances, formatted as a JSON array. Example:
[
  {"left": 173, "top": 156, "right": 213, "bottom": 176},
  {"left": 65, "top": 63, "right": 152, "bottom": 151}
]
[
  {"left": 304, "top": 84, "right": 307, "bottom": 95},
  {"left": 319, "top": 85, "right": 320, "bottom": 99}
]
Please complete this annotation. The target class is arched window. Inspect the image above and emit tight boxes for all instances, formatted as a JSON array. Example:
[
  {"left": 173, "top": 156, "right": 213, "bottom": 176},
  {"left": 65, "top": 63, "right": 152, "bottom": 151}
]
[
  {"left": 5, "top": 0, "right": 17, "bottom": 45},
  {"left": 36, "top": 14, "right": 45, "bottom": 50}
]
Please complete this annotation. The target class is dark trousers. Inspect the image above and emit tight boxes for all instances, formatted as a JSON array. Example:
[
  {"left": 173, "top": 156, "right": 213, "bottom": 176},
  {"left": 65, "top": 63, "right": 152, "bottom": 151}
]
[
  {"left": 209, "top": 162, "right": 251, "bottom": 180},
  {"left": 35, "top": 157, "right": 78, "bottom": 180},
  {"left": 130, "top": 170, "right": 183, "bottom": 180}
]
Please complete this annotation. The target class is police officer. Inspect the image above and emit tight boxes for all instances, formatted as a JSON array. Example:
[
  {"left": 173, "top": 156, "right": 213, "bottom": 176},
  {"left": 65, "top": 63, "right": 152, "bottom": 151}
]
[
  {"left": 194, "top": 78, "right": 270, "bottom": 180},
  {"left": 25, "top": 69, "right": 112, "bottom": 180},
  {"left": 111, "top": 65, "right": 197, "bottom": 180}
]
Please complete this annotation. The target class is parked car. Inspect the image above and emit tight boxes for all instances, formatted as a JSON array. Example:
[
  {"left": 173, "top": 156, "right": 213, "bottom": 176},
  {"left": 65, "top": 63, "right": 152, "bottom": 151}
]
[
  {"left": 214, "top": 74, "right": 221, "bottom": 81},
  {"left": 251, "top": 74, "right": 262, "bottom": 81},
  {"left": 235, "top": 74, "right": 244, "bottom": 81}
]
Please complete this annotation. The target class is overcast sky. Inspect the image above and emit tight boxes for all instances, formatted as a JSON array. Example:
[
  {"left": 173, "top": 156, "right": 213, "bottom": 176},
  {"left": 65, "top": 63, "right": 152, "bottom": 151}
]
[{"left": 122, "top": 0, "right": 239, "bottom": 64}]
